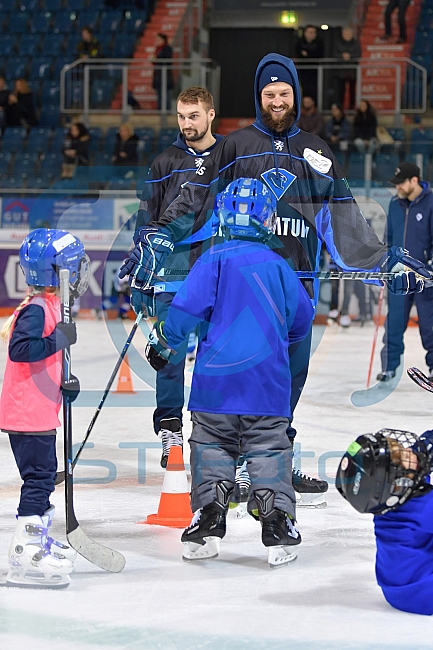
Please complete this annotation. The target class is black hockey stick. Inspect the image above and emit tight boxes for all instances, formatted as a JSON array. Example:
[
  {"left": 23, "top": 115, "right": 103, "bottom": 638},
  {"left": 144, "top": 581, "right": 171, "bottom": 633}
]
[
  {"left": 161, "top": 269, "right": 432, "bottom": 281},
  {"left": 407, "top": 367, "right": 433, "bottom": 393},
  {"left": 55, "top": 310, "right": 144, "bottom": 486},
  {"left": 60, "top": 269, "right": 126, "bottom": 573}
]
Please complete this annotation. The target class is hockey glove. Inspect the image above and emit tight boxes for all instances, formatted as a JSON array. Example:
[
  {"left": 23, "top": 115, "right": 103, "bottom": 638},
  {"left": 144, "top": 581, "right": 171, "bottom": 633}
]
[
  {"left": 118, "top": 227, "right": 174, "bottom": 291},
  {"left": 55, "top": 321, "right": 77, "bottom": 347},
  {"left": 380, "top": 246, "right": 431, "bottom": 295},
  {"left": 131, "top": 288, "right": 156, "bottom": 318},
  {"left": 145, "top": 321, "right": 172, "bottom": 371},
  {"left": 61, "top": 373, "right": 80, "bottom": 403}
]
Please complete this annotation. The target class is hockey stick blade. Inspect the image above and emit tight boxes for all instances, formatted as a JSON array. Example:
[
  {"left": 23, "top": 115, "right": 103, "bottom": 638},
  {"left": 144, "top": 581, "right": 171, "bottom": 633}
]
[
  {"left": 67, "top": 525, "right": 126, "bottom": 573},
  {"left": 351, "top": 364, "right": 403, "bottom": 407},
  {"left": 407, "top": 367, "right": 433, "bottom": 393}
]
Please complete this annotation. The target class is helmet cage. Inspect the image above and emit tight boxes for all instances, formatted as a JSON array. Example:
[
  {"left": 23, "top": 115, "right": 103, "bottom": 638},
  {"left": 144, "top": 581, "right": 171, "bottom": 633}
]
[{"left": 217, "top": 178, "right": 277, "bottom": 240}]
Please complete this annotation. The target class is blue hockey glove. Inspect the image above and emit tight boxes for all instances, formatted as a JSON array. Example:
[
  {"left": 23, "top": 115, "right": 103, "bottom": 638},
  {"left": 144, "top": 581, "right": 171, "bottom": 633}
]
[
  {"left": 380, "top": 246, "right": 431, "bottom": 295},
  {"left": 145, "top": 321, "right": 172, "bottom": 371},
  {"left": 419, "top": 430, "right": 433, "bottom": 471},
  {"left": 130, "top": 288, "right": 156, "bottom": 318},
  {"left": 118, "top": 227, "right": 174, "bottom": 291}
]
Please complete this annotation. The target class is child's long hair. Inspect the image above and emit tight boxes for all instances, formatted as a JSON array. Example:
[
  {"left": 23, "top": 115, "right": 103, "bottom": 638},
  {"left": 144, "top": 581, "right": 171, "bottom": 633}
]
[{"left": 1, "top": 286, "right": 57, "bottom": 340}]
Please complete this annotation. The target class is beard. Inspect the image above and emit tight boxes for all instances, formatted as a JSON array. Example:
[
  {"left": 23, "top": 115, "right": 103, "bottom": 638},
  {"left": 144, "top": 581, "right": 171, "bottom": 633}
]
[
  {"left": 260, "top": 104, "right": 297, "bottom": 133},
  {"left": 182, "top": 119, "right": 210, "bottom": 143}
]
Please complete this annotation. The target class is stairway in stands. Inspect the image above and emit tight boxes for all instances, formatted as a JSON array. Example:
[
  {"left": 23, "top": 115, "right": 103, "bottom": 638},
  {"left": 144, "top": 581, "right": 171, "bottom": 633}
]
[
  {"left": 112, "top": 0, "right": 188, "bottom": 110},
  {"left": 359, "top": 0, "right": 422, "bottom": 111}
]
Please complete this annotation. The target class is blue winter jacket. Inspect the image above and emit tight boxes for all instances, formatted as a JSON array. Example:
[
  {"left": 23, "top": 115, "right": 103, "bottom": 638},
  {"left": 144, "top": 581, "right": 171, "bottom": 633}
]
[
  {"left": 163, "top": 239, "right": 313, "bottom": 417},
  {"left": 385, "top": 181, "right": 433, "bottom": 264}
]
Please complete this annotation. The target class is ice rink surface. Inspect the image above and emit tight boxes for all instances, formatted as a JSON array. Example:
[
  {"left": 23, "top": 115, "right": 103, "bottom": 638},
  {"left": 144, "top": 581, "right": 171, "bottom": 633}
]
[{"left": 1, "top": 315, "right": 433, "bottom": 649}]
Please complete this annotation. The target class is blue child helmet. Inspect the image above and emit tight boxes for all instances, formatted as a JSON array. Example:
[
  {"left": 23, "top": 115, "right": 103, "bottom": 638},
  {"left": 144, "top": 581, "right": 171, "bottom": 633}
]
[
  {"left": 19, "top": 228, "right": 90, "bottom": 298},
  {"left": 217, "top": 178, "right": 277, "bottom": 240}
]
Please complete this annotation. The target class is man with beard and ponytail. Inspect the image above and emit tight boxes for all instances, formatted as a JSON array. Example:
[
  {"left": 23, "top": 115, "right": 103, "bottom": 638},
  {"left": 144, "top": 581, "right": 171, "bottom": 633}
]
[
  {"left": 121, "top": 54, "right": 430, "bottom": 512},
  {"left": 132, "top": 86, "right": 223, "bottom": 468}
]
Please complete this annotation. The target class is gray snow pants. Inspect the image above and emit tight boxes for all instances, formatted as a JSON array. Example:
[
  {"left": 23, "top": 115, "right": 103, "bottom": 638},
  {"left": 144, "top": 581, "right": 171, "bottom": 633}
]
[{"left": 189, "top": 411, "right": 295, "bottom": 517}]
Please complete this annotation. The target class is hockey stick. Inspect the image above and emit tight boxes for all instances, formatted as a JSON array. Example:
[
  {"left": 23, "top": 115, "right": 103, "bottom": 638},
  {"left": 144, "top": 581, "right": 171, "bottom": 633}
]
[
  {"left": 366, "top": 285, "right": 385, "bottom": 388},
  {"left": 407, "top": 367, "right": 433, "bottom": 393},
  {"left": 60, "top": 269, "right": 126, "bottom": 573},
  {"left": 55, "top": 311, "right": 144, "bottom": 486},
  {"left": 160, "top": 269, "right": 431, "bottom": 281}
]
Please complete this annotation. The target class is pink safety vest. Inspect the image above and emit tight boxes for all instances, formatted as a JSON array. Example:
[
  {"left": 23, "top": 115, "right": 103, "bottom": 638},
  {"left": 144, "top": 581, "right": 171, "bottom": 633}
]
[{"left": 0, "top": 292, "right": 63, "bottom": 432}]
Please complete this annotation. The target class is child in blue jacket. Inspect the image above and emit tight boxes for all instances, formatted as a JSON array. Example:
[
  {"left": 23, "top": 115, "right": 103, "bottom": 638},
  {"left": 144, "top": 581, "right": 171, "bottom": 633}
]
[{"left": 147, "top": 178, "right": 313, "bottom": 567}]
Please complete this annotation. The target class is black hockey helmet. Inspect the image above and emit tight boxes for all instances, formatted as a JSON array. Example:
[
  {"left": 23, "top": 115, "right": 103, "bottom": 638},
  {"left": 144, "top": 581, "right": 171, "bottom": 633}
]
[{"left": 336, "top": 429, "right": 431, "bottom": 515}]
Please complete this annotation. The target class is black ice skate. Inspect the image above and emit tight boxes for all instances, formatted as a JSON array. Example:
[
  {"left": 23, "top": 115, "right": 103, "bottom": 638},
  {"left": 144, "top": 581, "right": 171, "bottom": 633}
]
[
  {"left": 158, "top": 417, "right": 183, "bottom": 468},
  {"left": 254, "top": 489, "right": 301, "bottom": 568},
  {"left": 182, "top": 480, "right": 234, "bottom": 561},
  {"left": 292, "top": 468, "right": 328, "bottom": 508}
]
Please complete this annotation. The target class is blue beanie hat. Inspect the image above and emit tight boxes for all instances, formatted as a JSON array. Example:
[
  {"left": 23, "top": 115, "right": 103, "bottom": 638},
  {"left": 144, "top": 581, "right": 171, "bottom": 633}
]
[{"left": 258, "top": 63, "right": 294, "bottom": 92}]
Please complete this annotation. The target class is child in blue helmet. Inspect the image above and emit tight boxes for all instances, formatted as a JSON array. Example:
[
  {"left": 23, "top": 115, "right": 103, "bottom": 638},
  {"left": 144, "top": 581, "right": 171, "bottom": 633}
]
[
  {"left": 0, "top": 228, "right": 89, "bottom": 589},
  {"left": 336, "top": 427, "right": 433, "bottom": 615},
  {"left": 146, "top": 177, "right": 314, "bottom": 567}
]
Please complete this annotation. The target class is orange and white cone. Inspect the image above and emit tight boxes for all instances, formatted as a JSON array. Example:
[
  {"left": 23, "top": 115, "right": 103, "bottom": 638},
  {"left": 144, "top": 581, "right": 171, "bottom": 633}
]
[{"left": 143, "top": 446, "right": 193, "bottom": 528}]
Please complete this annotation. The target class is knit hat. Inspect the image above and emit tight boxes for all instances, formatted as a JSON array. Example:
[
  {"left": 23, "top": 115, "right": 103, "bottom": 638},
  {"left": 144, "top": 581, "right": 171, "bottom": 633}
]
[{"left": 258, "top": 63, "right": 294, "bottom": 93}]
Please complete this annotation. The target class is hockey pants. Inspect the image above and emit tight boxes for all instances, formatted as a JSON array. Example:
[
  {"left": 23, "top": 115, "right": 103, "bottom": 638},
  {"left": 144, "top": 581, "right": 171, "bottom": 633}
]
[
  {"left": 9, "top": 433, "right": 57, "bottom": 517},
  {"left": 189, "top": 411, "right": 296, "bottom": 517}
]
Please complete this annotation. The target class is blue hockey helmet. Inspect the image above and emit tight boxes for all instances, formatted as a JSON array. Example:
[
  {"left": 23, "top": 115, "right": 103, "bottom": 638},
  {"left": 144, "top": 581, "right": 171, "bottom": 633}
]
[
  {"left": 336, "top": 429, "right": 431, "bottom": 515},
  {"left": 19, "top": 228, "right": 90, "bottom": 298},
  {"left": 217, "top": 178, "right": 277, "bottom": 240}
]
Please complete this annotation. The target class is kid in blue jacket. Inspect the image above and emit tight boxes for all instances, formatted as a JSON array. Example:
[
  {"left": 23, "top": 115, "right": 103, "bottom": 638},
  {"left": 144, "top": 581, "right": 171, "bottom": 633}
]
[
  {"left": 146, "top": 178, "right": 313, "bottom": 567},
  {"left": 336, "top": 427, "right": 433, "bottom": 615}
]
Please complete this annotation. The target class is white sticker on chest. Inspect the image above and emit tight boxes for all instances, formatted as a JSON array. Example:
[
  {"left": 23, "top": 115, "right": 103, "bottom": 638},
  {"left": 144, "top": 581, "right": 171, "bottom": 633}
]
[{"left": 303, "top": 148, "right": 332, "bottom": 174}]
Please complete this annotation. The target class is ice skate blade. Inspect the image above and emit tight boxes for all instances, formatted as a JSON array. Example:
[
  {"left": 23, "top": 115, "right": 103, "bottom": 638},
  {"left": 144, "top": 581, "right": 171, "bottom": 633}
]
[
  {"left": 296, "top": 493, "right": 327, "bottom": 508},
  {"left": 268, "top": 546, "right": 298, "bottom": 568},
  {"left": 3, "top": 570, "right": 71, "bottom": 589},
  {"left": 182, "top": 536, "right": 220, "bottom": 561}
]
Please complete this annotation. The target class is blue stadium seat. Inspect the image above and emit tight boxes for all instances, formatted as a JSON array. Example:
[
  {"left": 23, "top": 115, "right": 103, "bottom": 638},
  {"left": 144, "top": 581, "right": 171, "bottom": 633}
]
[
  {"left": 53, "top": 57, "right": 73, "bottom": 79},
  {"left": 136, "top": 127, "right": 154, "bottom": 153},
  {"left": 123, "top": 11, "right": 147, "bottom": 33},
  {"left": 90, "top": 80, "right": 114, "bottom": 108},
  {"left": 42, "top": 0, "right": 64, "bottom": 11},
  {"left": 18, "top": 0, "right": 40, "bottom": 10},
  {"left": 409, "top": 127, "right": 433, "bottom": 158},
  {"left": 373, "top": 153, "right": 399, "bottom": 185},
  {"left": 87, "top": 127, "right": 102, "bottom": 152},
  {"left": 332, "top": 150, "right": 346, "bottom": 170},
  {"left": 28, "top": 128, "right": 52, "bottom": 153},
  {"left": 64, "top": 79, "right": 83, "bottom": 108},
  {"left": 63, "top": 0, "right": 87, "bottom": 9},
  {"left": 387, "top": 128, "right": 405, "bottom": 143},
  {"left": 6, "top": 57, "right": 30, "bottom": 79},
  {"left": 17, "top": 34, "right": 42, "bottom": 56},
  {"left": 53, "top": 11, "right": 76, "bottom": 34},
  {"left": 157, "top": 128, "right": 178, "bottom": 153},
  {"left": 31, "top": 57, "right": 53, "bottom": 80},
  {"left": 41, "top": 151, "right": 63, "bottom": 171},
  {"left": 347, "top": 152, "right": 366, "bottom": 187},
  {"left": 65, "top": 33, "right": 82, "bottom": 56},
  {"left": 0, "top": 36, "right": 17, "bottom": 56},
  {"left": 26, "top": 176, "right": 51, "bottom": 190},
  {"left": 8, "top": 13, "right": 29, "bottom": 34},
  {"left": 99, "top": 11, "right": 123, "bottom": 32},
  {"left": 39, "top": 105, "right": 60, "bottom": 128},
  {"left": 41, "top": 81, "right": 60, "bottom": 104},
  {"left": 108, "top": 179, "right": 134, "bottom": 190},
  {"left": 0, "top": 151, "right": 12, "bottom": 175},
  {"left": 13, "top": 156, "right": 38, "bottom": 179},
  {"left": 2, "top": 127, "right": 27, "bottom": 152},
  {"left": 103, "top": 127, "right": 118, "bottom": 153},
  {"left": 51, "top": 128, "right": 69, "bottom": 152},
  {"left": 43, "top": 34, "right": 67, "bottom": 56},
  {"left": 112, "top": 34, "right": 136, "bottom": 57},
  {"left": 76, "top": 11, "right": 100, "bottom": 30},
  {"left": 0, "top": 176, "right": 26, "bottom": 190},
  {"left": 31, "top": 12, "right": 52, "bottom": 34},
  {"left": 413, "top": 30, "right": 433, "bottom": 55}
]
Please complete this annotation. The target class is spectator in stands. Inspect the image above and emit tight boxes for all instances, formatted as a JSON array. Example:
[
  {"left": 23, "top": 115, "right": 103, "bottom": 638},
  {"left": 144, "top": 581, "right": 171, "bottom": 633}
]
[
  {"left": 383, "top": 0, "right": 411, "bottom": 43},
  {"left": 152, "top": 33, "right": 174, "bottom": 111},
  {"left": 77, "top": 27, "right": 102, "bottom": 59},
  {"left": 112, "top": 123, "right": 139, "bottom": 171},
  {"left": 5, "top": 79, "right": 37, "bottom": 129},
  {"left": 333, "top": 27, "right": 361, "bottom": 110},
  {"left": 0, "top": 76, "right": 9, "bottom": 130},
  {"left": 63, "top": 123, "right": 90, "bottom": 169},
  {"left": 324, "top": 103, "right": 351, "bottom": 152},
  {"left": 353, "top": 99, "right": 379, "bottom": 154},
  {"left": 298, "top": 96, "right": 324, "bottom": 136},
  {"left": 294, "top": 25, "right": 324, "bottom": 100}
]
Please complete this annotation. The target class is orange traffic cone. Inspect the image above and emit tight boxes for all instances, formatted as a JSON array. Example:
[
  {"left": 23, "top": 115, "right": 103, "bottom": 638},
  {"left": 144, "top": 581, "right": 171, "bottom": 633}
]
[
  {"left": 115, "top": 354, "right": 136, "bottom": 393},
  {"left": 142, "top": 446, "right": 193, "bottom": 528}
]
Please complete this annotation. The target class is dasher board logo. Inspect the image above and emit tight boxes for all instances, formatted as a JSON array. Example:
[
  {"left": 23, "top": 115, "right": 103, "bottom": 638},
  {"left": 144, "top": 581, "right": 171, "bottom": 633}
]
[
  {"left": 303, "top": 148, "right": 332, "bottom": 174},
  {"left": 261, "top": 168, "right": 297, "bottom": 200}
]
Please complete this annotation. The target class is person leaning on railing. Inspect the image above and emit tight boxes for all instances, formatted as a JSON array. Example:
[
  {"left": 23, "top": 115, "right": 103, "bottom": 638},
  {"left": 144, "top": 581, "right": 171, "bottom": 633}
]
[{"left": 77, "top": 26, "right": 102, "bottom": 59}]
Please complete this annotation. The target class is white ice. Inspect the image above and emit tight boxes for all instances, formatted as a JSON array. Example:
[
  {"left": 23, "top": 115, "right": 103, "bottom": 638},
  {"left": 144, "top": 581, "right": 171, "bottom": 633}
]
[{"left": 1, "top": 316, "right": 433, "bottom": 650}]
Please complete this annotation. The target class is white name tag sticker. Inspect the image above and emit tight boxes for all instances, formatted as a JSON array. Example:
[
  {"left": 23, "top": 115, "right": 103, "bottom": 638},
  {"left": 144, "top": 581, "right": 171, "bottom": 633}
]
[
  {"left": 303, "top": 148, "right": 332, "bottom": 174},
  {"left": 52, "top": 233, "right": 76, "bottom": 252}
]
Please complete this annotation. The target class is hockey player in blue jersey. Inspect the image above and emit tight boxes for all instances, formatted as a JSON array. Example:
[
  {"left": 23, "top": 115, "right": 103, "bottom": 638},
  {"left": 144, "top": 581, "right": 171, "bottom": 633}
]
[
  {"left": 146, "top": 178, "right": 314, "bottom": 567},
  {"left": 336, "top": 427, "right": 433, "bottom": 615}
]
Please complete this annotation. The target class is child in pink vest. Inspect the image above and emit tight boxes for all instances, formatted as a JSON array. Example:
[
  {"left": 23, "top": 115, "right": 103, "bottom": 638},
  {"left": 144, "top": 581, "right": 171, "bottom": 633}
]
[{"left": 0, "top": 228, "right": 89, "bottom": 589}]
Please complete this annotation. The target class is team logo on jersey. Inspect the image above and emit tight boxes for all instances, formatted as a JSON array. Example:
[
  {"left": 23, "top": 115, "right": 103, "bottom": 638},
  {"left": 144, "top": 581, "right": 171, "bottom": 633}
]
[
  {"left": 274, "top": 140, "right": 284, "bottom": 152},
  {"left": 416, "top": 212, "right": 423, "bottom": 221},
  {"left": 261, "top": 168, "right": 297, "bottom": 200},
  {"left": 195, "top": 158, "right": 206, "bottom": 175},
  {"left": 303, "top": 148, "right": 332, "bottom": 174}
]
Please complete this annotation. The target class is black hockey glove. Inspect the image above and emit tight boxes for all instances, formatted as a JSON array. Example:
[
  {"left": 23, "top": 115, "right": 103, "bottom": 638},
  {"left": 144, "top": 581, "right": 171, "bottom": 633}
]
[
  {"left": 145, "top": 321, "right": 172, "bottom": 371},
  {"left": 118, "top": 227, "right": 174, "bottom": 291},
  {"left": 55, "top": 321, "right": 77, "bottom": 346},
  {"left": 131, "top": 288, "right": 156, "bottom": 318},
  {"left": 381, "top": 246, "right": 431, "bottom": 295}
]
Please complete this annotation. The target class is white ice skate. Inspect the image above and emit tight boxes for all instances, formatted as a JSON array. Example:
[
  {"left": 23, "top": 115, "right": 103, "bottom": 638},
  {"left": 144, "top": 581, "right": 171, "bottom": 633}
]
[
  {"left": 5, "top": 514, "right": 74, "bottom": 589},
  {"left": 268, "top": 545, "right": 298, "bottom": 568},
  {"left": 293, "top": 469, "right": 328, "bottom": 509},
  {"left": 295, "top": 491, "right": 327, "bottom": 508},
  {"left": 254, "top": 489, "right": 301, "bottom": 569},
  {"left": 182, "top": 536, "right": 221, "bottom": 561}
]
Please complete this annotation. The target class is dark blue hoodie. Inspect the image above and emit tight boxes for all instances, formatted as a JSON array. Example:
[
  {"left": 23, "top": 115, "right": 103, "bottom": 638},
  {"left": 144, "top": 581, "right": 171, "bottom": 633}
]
[{"left": 155, "top": 53, "right": 387, "bottom": 299}]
